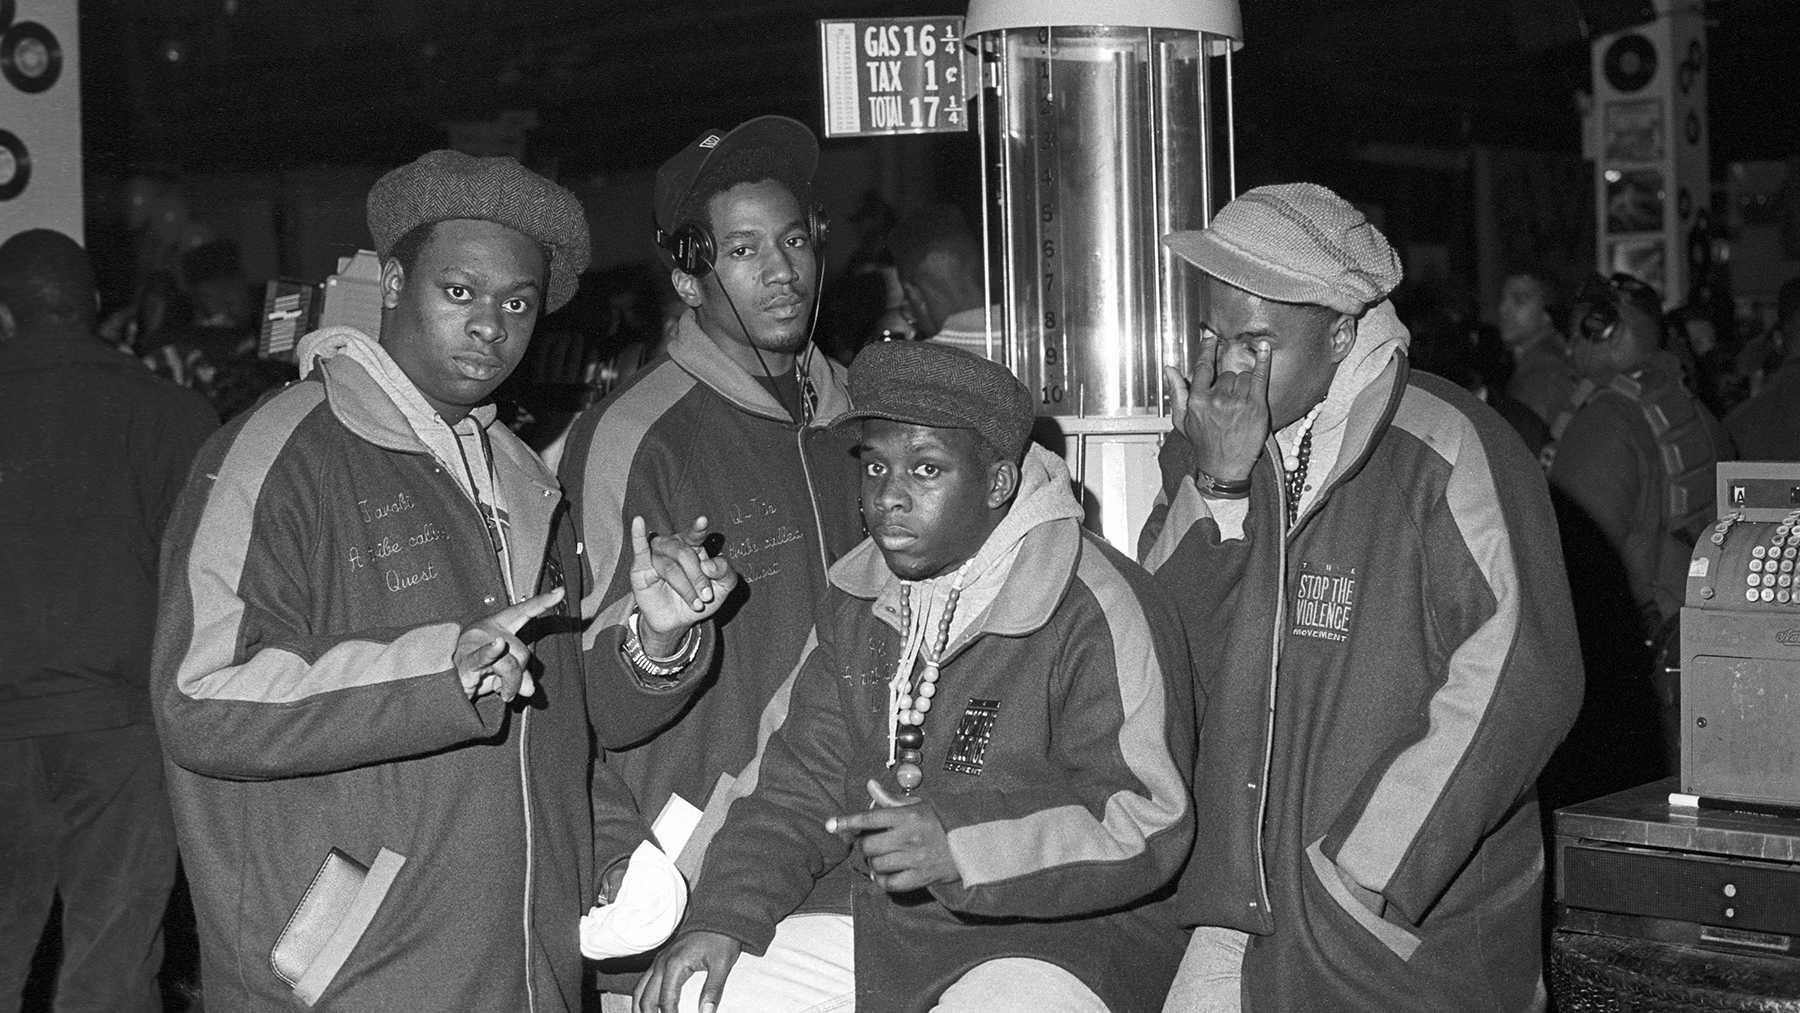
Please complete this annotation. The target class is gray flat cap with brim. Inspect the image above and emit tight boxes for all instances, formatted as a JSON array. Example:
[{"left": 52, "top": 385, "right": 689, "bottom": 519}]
[
  {"left": 367, "top": 150, "right": 591, "bottom": 314},
  {"left": 837, "top": 340, "right": 1034, "bottom": 461},
  {"left": 1161, "top": 182, "right": 1403, "bottom": 315}
]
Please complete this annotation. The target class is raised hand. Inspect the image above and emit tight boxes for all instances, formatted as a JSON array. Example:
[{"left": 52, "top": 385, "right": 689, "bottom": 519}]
[
  {"left": 824, "top": 779, "right": 959, "bottom": 893},
  {"left": 1164, "top": 333, "right": 1273, "bottom": 484},
  {"left": 455, "top": 586, "right": 565, "bottom": 701},
  {"left": 635, "top": 929, "right": 742, "bottom": 1013},
  {"left": 630, "top": 515, "right": 739, "bottom": 657}
]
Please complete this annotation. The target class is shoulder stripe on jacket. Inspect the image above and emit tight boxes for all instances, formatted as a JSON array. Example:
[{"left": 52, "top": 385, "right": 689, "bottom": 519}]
[
  {"left": 576, "top": 362, "right": 699, "bottom": 650},
  {"left": 947, "top": 546, "right": 1188, "bottom": 885},
  {"left": 173, "top": 384, "right": 465, "bottom": 703},
  {"left": 1142, "top": 477, "right": 1206, "bottom": 574},
  {"left": 1335, "top": 385, "right": 1520, "bottom": 891}
]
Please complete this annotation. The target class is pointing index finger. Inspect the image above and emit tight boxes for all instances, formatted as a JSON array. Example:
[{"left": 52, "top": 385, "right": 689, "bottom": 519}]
[
  {"left": 1250, "top": 340, "right": 1273, "bottom": 401},
  {"left": 494, "top": 586, "right": 565, "bottom": 635}
]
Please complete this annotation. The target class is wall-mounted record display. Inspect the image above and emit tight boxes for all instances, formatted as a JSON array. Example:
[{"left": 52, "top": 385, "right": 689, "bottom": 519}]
[
  {"left": 0, "top": 128, "right": 30, "bottom": 200},
  {"left": 2, "top": 20, "right": 61, "bottom": 93},
  {"left": 1603, "top": 32, "right": 1657, "bottom": 93}
]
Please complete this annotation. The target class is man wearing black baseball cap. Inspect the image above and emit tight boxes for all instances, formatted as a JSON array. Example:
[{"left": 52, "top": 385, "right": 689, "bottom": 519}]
[
  {"left": 635, "top": 340, "right": 1195, "bottom": 1013},
  {"left": 558, "top": 116, "right": 864, "bottom": 1005},
  {"left": 153, "top": 150, "right": 722, "bottom": 1010}
]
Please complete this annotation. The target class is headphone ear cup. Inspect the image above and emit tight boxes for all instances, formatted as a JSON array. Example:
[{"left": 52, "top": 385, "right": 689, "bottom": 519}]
[
  {"left": 808, "top": 205, "right": 830, "bottom": 253},
  {"left": 670, "top": 223, "right": 714, "bottom": 277}
]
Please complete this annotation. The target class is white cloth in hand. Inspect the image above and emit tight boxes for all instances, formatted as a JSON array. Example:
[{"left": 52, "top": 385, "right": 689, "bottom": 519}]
[{"left": 579, "top": 840, "right": 688, "bottom": 960}]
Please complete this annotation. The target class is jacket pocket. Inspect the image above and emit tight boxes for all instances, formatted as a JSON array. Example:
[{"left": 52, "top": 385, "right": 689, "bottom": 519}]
[
  {"left": 1305, "top": 838, "right": 1420, "bottom": 961},
  {"left": 270, "top": 846, "right": 407, "bottom": 1006}
]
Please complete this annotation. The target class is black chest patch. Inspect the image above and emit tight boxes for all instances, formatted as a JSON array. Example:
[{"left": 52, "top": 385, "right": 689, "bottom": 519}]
[
  {"left": 944, "top": 698, "right": 1000, "bottom": 776},
  {"left": 1290, "top": 560, "right": 1361, "bottom": 644}
]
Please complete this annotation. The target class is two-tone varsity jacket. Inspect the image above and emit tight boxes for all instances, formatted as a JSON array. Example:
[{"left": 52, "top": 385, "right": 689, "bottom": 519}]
[
  {"left": 684, "top": 449, "right": 1196, "bottom": 1013},
  {"left": 152, "top": 329, "right": 702, "bottom": 1012},
  {"left": 1141, "top": 357, "right": 1583, "bottom": 1013},
  {"left": 559, "top": 311, "right": 864, "bottom": 892}
]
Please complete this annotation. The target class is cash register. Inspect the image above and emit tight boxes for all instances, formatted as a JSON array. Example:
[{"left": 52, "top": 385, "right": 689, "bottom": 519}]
[{"left": 1552, "top": 462, "right": 1800, "bottom": 1010}]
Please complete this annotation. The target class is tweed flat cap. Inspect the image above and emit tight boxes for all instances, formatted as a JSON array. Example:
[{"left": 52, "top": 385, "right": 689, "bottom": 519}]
[
  {"left": 839, "top": 340, "right": 1034, "bottom": 460},
  {"left": 654, "top": 116, "right": 819, "bottom": 236},
  {"left": 1162, "top": 183, "right": 1402, "bottom": 315},
  {"left": 367, "top": 150, "right": 590, "bottom": 313}
]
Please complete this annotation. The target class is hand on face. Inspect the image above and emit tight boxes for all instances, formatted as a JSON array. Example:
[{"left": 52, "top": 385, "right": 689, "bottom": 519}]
[
  {"left": 380, "top": 218, "right": 547, "bottom": 420},
  {"left": 1169, "top": 278, "right": 1346, "bottom": 483}
]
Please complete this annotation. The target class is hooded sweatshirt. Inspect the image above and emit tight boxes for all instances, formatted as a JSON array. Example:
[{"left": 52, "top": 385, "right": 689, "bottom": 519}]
[
  {"left": 684, "top": 447, "right": 1197, "bottom": 1013},
  {"left": 153, "top": 327, "right": 684, "bottom": 1012},
  {"left": 1139, "top": 301, "right": 1583, "bottom": 1013}
]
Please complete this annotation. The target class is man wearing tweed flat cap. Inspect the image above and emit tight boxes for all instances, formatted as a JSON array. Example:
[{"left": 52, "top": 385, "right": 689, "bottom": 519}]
[
  {"left": 153, "top": 151, "right": 713, "bottom": 1010},
  {"left": 641, "top": 339, "right": 1194, "bottom": 1013},
  {"left": 1141, "top": 183, "right": 1582, "bottom": 1013}
]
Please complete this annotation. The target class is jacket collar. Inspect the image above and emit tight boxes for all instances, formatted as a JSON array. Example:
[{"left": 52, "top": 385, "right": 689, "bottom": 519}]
[
  {"left": 830, "top": 445, "right": 1084, "bottom": 651},
  {"left": 295, "top": 327, "right": 560, "bottom": 591},
  {"left": 667, "top": 310, "right": 852, "bottom": 426}
]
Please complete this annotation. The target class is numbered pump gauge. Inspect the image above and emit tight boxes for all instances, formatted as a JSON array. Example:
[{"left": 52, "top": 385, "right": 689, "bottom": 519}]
[
  {"left": 962, "top": 0, "right": 1240, "bottom": 549},
  {"left": 967, "top": 0, "right": 1241, "bottom": 420}
]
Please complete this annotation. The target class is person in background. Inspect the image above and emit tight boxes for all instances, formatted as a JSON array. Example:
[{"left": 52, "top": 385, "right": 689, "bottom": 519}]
[
  {"left": 1141, "top": 184, "right": 1583, "bottom": 1013},
  {"left": 557, "top": 116, "right": 865, "bottom": 1010},
  {"left": 888, "top": 205, "right": 1001, "bottom": 361},
  {"left": 0, "top": 229, "right": 218, "bottom": 1013},
  {"left": 1547, "top": 272, "right": 1730, "bottom": 766},
  {"left": 152, "top": 151, "right": 721, "bottom": 1010},
  {"left": 1724, "top": 278, "right": 1800, "bottom": 460},
  {"left": 639, "top": 340, "right": 1194, "bottom": 1013},
  {"left": 1497, "top": 267, "right": 1576, "bottom": 428}
]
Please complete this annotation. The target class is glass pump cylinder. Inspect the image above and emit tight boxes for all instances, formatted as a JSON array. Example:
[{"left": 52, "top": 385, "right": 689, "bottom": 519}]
[{"left": 974, "top": 24, "right": 1236, "bottom": 417}]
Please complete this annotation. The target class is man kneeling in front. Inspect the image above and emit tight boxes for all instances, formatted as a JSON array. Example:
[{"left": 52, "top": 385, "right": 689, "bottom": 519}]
[{"left": 636, "top": 341, "right": 1197, "bottom": 1013}]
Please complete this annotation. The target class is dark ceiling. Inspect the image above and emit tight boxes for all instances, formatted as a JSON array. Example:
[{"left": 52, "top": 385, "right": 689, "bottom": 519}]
[{"left": 80, "top": 0, "right": 1800, "bottom": 177}]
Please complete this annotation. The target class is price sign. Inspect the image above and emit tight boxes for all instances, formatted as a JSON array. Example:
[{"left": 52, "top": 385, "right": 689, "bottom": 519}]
[{"left": 818, "top": 16, "right": 971, "bottom": 138}]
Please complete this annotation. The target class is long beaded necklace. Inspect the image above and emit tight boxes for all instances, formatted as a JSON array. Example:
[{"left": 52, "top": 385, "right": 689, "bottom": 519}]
[
  {"left": 885, "top": 561, "right": 970, "bottom": 794},
  {"left": 1282, "top": 404, "right": 1321, "bottom": 528}
]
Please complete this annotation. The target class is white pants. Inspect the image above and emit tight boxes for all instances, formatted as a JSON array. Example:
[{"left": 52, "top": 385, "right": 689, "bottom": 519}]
[
  {"left": 1161, "top": 926, "right": 1248, "bottom": 1013},
  {"left": 604, "top": 912, "right": 1110, "bottom": 1013}
]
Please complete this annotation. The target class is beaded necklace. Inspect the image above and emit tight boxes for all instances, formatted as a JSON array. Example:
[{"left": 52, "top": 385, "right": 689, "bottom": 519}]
[
  {"left": 1282, "top": 404, "right": 1322, "bottom": 528},
  {"left": 885, "top": 561, "right": 971, "bottom": 794}
]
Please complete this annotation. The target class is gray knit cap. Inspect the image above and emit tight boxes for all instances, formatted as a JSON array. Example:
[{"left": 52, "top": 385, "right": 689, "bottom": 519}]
[
  {"left": 1161, "top": 183, "right": 1402, "bottom": 314},
  {"left": 367, "top": 150, "right": 591, "bottom": 313}
]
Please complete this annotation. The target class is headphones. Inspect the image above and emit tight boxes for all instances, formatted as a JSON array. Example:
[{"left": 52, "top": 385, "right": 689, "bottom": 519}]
[{"left": 656, "top": 202, "right": 830, "bottom": 277}]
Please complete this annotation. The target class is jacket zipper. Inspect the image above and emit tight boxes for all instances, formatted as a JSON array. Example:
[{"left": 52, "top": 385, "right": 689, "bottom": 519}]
[
  {"left": 443, "top": 429, "right": 538, "bottom": 1013},
  {"left": 796, "top": 424, "right": 832, "bottom": 578},
  {"left": 1252, "top": 446, "right": 1284, "bottom": 919}
]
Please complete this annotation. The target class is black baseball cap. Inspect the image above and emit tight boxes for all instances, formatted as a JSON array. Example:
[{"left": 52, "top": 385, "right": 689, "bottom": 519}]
[{"left": 653, "top": 115, "right": 820, "bottom": 237}]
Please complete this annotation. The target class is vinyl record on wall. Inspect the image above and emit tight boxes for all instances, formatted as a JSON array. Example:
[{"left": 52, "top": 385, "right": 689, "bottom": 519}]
[
  {"left": 0, "top": 129, "right": 31, "bottom": 201},
  {"left": 1602, "top": 32, "right": 1657, "bottom": 94},
  {"left": 2, "top": 21, "right": 61, "bottom": 94}
]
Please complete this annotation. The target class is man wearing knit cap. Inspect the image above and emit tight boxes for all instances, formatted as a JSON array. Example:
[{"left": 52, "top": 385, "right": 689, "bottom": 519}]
[
  {"left": 638, "top": 339, "right": 1194, "bottom": 1013},
  {"left": 1140, "top": 183, "right": 1582, "bottom": 1013},
  {"left": 154, "top": 151, "right": 724, "bottom": 1010}
]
